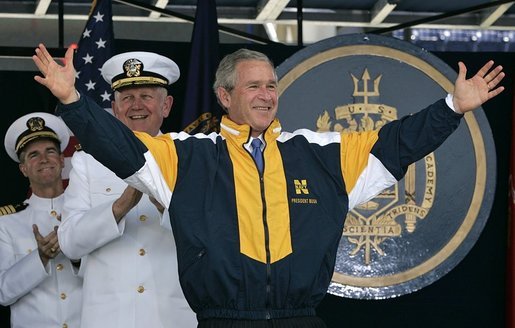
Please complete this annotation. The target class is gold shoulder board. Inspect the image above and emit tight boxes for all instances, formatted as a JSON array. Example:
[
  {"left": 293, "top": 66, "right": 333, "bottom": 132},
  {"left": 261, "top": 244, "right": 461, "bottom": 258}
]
[{"left": 0, "top": 203, "right": 29, "bottom": 216}]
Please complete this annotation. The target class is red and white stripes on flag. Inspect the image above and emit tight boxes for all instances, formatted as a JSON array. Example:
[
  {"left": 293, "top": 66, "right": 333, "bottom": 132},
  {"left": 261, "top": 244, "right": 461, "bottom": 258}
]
[{"left": 61, "top": 134, "right": 79, "bottom": 188}]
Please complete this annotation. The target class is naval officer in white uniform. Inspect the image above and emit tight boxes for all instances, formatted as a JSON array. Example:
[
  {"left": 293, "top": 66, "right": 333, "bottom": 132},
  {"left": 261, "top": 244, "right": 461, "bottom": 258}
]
[
  {"left": 57, "top": 51, "right": 196, "bottom": 328},
  {"left": 1, "top": 112, "right": 83, "bottom": 328}
]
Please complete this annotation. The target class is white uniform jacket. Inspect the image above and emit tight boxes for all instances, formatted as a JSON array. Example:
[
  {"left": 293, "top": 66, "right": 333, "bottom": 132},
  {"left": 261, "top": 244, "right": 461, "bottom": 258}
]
[
  {"left": 58, "top": 150, "right": 196, "bottom": 328},
  {"left": 0, "top": 193, "right": 82, "bottom": 328}
]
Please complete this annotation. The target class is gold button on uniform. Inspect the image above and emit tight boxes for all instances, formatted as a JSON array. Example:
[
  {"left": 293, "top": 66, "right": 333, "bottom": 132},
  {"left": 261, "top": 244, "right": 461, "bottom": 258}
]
[
  {"left": 139, "top": 248, "right": 146, "bottom": 256},
  {"left": 139, "top": 215, "right": 147, "bottom": 222},
  {"left": 56, "top": 263, "right": 63, "bottom": 271},
  {"left": 60, "top": 292, "right": 67, "bottom": 300},
  {"left": 137, "top": 286, "right": 145, "bottom": 293}
]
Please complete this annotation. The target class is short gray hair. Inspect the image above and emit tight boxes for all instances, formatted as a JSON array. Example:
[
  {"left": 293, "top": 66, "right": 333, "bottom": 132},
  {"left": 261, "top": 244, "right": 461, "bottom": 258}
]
[{"left": 213, "top": 49, "right": 276, "bottom": 108}]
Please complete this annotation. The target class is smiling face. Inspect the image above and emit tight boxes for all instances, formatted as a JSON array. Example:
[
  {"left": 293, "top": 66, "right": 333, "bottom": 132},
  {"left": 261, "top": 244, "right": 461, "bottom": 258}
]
[
  {"left": 18, "top": 139, "right": 64, "bottom": 193},
  {"left": 112, "top": 86, "right": 172, "bottom": 136},
  {"left": 217, "top": 60, "right": 278, "bottom": 138}
]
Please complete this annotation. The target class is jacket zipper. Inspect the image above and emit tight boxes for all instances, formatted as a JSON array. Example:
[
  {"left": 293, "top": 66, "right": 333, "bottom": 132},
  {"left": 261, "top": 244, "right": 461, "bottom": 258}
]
[
  {"left": 259, "top": 167, "right": 272, "bottom": 320},
  {"left": 246, "top": 143, "right": 272, "bottom": 319}
]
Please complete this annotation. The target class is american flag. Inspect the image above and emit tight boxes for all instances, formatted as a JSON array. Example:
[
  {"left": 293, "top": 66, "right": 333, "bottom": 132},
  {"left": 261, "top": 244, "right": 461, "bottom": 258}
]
[
  {"left": 62, "top": 0, "right": 115, "bottom": 186},
  {"left": 73, "top": 0, "right": 115, "bottom": 106}
]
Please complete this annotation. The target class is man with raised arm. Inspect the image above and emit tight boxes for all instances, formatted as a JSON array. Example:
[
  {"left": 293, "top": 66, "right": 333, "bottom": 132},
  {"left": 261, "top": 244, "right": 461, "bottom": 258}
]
[{"left": 33, "top": 43, "right": 504, "bottom": 328}]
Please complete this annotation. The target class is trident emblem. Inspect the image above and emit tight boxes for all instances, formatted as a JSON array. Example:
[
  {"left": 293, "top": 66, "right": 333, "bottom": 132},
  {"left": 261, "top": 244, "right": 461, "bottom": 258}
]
[{"left": 351, "top": 69, "right": 382, "bottom": 105}]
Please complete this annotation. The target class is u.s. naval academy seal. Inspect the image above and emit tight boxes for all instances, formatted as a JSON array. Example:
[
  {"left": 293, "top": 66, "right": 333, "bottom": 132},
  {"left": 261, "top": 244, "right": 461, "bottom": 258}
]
[{"left": 276, "top": 34, "right": 495, "bottom": 299}]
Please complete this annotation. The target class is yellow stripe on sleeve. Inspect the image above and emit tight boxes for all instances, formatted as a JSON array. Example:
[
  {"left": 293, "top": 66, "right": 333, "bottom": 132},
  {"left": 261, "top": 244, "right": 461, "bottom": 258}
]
[
  {"left": 134, "top": 131, "right": 178, "bottom": 193},
  {"left": 340, "top": 130, "right": 379, "bottom": 194}
]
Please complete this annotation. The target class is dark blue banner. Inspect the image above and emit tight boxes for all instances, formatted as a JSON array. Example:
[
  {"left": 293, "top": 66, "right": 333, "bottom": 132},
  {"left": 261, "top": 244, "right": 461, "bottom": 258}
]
[{"left": 181, "top": 0, "right": 222, "bottom": 133}]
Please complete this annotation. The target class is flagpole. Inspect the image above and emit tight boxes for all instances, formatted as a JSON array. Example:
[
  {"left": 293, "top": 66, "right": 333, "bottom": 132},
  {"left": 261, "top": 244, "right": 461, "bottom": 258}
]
[
  {"left": 58, "top": 0, "right": 64, "bottom": 48},
  {"left": 297, "top": 0, "right": 303, "bottom": 47}
]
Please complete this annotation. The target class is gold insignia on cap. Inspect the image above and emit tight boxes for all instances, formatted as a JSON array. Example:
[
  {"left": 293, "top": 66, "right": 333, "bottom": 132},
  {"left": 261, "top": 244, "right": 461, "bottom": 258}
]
[
  {"left": 111, "top": 57, "right": 169, "bottom": 91},
  {"left": 15, "top": 117, "right": 60, "bottom": 154},
  {"left": 27, "top": 117, "right": 46, "bottom": 132},
  {"left": 123, "top": 58, "right": 143, "bottom": 78}
]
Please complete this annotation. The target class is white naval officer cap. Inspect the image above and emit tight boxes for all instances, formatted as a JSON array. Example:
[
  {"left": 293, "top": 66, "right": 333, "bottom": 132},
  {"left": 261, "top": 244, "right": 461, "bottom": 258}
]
[
  {"left": 101, "top": 51, "right": 180, "bottom": 91},
  {"left": 4, "top": 112, "right": 70, "bottom": 163}
]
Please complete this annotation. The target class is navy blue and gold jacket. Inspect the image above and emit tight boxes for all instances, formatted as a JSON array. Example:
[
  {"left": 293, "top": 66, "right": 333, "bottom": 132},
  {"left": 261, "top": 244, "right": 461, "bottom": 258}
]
[{"left": 57, "top": 95, "right": 462, "bottom": 320}]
